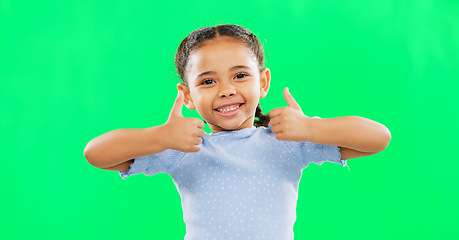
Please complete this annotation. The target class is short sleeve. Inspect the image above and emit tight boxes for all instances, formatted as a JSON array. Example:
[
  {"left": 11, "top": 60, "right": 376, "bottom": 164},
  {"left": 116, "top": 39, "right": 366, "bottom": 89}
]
[
  {"left": 119, "top": 149, "right": 185, "bottom": 179},
  {"left": 284, "top": 141, "right": 347, "bottom": 168}
]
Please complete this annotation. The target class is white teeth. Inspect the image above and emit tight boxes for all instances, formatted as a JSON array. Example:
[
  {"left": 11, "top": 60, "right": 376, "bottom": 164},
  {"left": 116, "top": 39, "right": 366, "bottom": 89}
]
[{"left": 217, "top": 105, "right": 240, "bottom": 113}]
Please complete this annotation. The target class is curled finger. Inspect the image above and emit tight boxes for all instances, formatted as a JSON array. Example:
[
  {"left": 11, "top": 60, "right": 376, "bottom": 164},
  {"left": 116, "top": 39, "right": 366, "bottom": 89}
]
[
  {"left": 270, "top": 125, "right": 282, "bottom": 134},
  {"left": 268, "top": 108, "right": 285, "bottom": 118},
  {"left": 194, "top": 137, "right": 203, "bottom": 145},
  {"left": 195, "top": 119, "right": 205, "bottom": 128},
  {"left": 190, "top": 145, "right": 201, "bottom": 152},
  {"left": 197, "top": 128, "right": 205, "bottom": 137},
  {"left": 274, "top": 132, "right": 285, "bottom": 141},
  {"left": 269, "top": 116, "right": 281, "bottom": 126}
]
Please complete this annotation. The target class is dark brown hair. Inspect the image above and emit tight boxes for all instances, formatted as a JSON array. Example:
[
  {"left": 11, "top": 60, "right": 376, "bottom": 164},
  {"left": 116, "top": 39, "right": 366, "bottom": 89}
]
[{"left": 174, "top": 24, "right": 270, "bottom": 127}]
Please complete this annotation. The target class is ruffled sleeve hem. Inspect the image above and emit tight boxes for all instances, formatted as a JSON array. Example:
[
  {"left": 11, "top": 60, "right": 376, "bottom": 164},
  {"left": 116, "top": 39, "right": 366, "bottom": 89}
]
[
  {"left": 119, "top": 170, "right": 131, "bottom": 180},
  {"left": 118, "top": 150, "right": 187, "bottom": 179},
  {"left": 322, "top": 145, "right": 347, "bottom": 167},
  {"left": 118, "top": 157, "right": 147, "bottom": 179}
]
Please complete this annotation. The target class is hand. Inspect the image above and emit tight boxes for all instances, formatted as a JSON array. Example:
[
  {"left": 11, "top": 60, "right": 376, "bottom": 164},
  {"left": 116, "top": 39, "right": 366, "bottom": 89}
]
[
  {"left": 269, "top": 87, "right": 312, "bottom": 141},
  {"left": 162, "top": 91, "right": 205, "bottom": 152}
]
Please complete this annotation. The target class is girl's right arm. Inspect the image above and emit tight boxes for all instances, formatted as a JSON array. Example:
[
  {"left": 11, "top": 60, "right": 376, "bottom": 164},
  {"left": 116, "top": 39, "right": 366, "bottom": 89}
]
[
  {"left": 84, "top": 126, "right": 167, "bottom": 172},
  {"left": 84, "top": 91, "right": 205, "bottom": 172}
]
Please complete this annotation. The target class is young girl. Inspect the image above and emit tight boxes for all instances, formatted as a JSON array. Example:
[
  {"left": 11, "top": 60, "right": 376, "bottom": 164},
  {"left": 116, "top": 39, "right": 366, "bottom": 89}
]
[{"left": 84, "top": 24, "right": 391, "bottom": 239}]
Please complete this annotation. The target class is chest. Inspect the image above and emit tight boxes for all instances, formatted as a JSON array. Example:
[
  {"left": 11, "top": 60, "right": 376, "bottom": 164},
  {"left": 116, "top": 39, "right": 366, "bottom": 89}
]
[{"left": 168, "top": 140, "right": 304, "bottom": 193}]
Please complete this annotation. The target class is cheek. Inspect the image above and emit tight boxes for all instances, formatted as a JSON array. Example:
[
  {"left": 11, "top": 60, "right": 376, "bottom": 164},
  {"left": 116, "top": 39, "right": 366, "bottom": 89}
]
[
  {"left": 190, "top": 89, "right": 212, "bottom": 108},
  {"left": 245, "top": 82, "right": 261, "bottom": 99}
]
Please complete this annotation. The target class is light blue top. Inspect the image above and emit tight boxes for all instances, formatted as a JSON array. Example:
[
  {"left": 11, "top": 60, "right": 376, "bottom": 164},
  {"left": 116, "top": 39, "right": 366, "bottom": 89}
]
[{"left": 120, "top": 126, "right": 346, "bottom": 240}]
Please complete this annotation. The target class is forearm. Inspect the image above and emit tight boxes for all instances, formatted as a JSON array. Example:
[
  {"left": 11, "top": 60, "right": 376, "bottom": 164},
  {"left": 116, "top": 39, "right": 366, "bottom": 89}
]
[
  {"left": 83, "top": 126, "right": 167, "bottom": 169},
  {"left": 308, "top": 116, "right": 391, "bottom": 153}
]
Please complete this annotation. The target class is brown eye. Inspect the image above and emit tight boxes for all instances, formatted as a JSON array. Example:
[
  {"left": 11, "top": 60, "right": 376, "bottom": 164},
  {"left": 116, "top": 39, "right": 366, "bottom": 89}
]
[
  {"left": 201, "top": 79, "right": 215, "bottom": 85},
  {"left": 235, "top": 73, "right": 248, "bottom": 79}
]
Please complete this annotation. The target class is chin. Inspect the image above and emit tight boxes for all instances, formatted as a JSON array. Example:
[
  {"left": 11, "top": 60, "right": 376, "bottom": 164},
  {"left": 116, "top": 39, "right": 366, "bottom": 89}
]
[
  {"left": 218, "top": 124, "right": 244, "bottom": 131},
  {"left": 206, "top": 120, "right": 240, "bottom": 132},
  {"left": 206, "top": 114, "right": 255, "bottom": 132}
]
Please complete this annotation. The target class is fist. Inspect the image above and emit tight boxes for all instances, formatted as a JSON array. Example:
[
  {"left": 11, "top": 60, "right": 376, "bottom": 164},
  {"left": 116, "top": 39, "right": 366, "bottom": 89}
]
[
  {"left": 269, "top": 87, "right": 312, "bottom": 142},
  {"left": 162, "top": 91, "right": 205, "bottom": 152}
]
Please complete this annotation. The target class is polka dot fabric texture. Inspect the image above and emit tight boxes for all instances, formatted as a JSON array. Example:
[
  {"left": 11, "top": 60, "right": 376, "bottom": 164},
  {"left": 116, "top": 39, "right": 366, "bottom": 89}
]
[{"left": 120, "top": 126, "right": 346, "bottom": 239}]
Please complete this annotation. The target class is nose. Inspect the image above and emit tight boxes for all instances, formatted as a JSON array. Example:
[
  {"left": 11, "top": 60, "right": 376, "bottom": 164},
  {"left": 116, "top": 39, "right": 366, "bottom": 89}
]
[{"left": 218, "top": 83, "right": 236, "bottom": 98}]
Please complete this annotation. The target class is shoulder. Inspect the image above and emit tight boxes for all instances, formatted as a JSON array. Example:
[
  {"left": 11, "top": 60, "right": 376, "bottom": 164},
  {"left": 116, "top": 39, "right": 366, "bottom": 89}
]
[{"left": 253, "top": 126, "right": 277, "bottom": 138}]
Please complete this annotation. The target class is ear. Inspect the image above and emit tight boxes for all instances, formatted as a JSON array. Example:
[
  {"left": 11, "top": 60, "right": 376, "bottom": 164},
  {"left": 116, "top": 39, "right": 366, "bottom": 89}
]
[
  {"left": 259, "top": 68, "right": 271, "bottom": 98},
  {"left": 177, "top": 83, "right": 196, "bottom": 110}
]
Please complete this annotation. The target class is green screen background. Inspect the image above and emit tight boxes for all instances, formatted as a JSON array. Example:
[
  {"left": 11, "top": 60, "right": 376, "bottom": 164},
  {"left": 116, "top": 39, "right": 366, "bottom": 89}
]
[{"left": 1, "top": 0, "right": 458, "bottom": 239}]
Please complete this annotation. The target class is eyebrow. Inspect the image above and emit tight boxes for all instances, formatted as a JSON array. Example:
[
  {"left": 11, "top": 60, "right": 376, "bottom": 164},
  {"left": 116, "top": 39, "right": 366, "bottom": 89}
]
[{"left": 195, "top": 65, "right": 252, "bottom": 80}]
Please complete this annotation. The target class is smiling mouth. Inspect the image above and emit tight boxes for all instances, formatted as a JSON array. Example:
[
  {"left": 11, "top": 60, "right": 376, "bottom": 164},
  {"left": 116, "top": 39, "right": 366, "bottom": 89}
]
[{"left": 214, "top": 103, "right": 243, "bottom": 113}]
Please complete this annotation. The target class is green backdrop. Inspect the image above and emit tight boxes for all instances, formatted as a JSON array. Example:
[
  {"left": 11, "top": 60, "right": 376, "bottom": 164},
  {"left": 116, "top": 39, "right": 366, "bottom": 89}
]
[{"left": 1, "top": 0, "right": 458, "bottom": 239}]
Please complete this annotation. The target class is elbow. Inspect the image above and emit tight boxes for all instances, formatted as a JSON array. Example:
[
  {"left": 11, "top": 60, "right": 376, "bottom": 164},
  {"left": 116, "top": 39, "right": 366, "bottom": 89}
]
[
  {"left": 366, "top": 125, "right": 391, "bottom": 155},
  {"left": 83, "top": 142, "right": 102, "bottom": 169},
  {"left": 83, "top": 144, "right": 94, "bottom": 166},
  {"left": 384, "top": 125, "right": 391, "bottom": 147},
  {"left": 378, "top": 125, "right": 391, "bottom": 152}
]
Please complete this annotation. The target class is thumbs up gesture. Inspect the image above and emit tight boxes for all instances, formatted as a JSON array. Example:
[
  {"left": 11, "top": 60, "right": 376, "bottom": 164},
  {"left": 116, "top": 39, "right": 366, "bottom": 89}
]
[
  {"left": 162, "top": 91, "right": 205, "bottom": 152},
  {"left": 269, "top": 87, "right": 312, "bottom": 142}
]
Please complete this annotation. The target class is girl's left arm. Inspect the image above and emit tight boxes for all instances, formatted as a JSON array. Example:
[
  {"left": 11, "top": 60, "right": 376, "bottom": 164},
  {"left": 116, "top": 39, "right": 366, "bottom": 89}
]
[
  {"left": 304, "top": 116, "right": 391, "bottom": 159},
  {"left": 269, "top": 88, "right": 391, "bottom": 160}
]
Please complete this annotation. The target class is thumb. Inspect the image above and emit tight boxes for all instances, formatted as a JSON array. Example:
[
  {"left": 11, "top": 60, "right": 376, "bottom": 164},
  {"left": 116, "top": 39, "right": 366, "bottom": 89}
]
[
  {"left": 283, "top": 87, "right": 301, "bottom": 111},
  {"left": 170, "top": 90, "right": 184, "bottom": 117}
]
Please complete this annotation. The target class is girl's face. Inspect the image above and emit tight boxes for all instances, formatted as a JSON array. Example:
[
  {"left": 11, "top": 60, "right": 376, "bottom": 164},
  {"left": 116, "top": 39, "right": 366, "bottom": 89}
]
[{"left": 178, "top": 36, "right": 270, "bottom": 133}]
